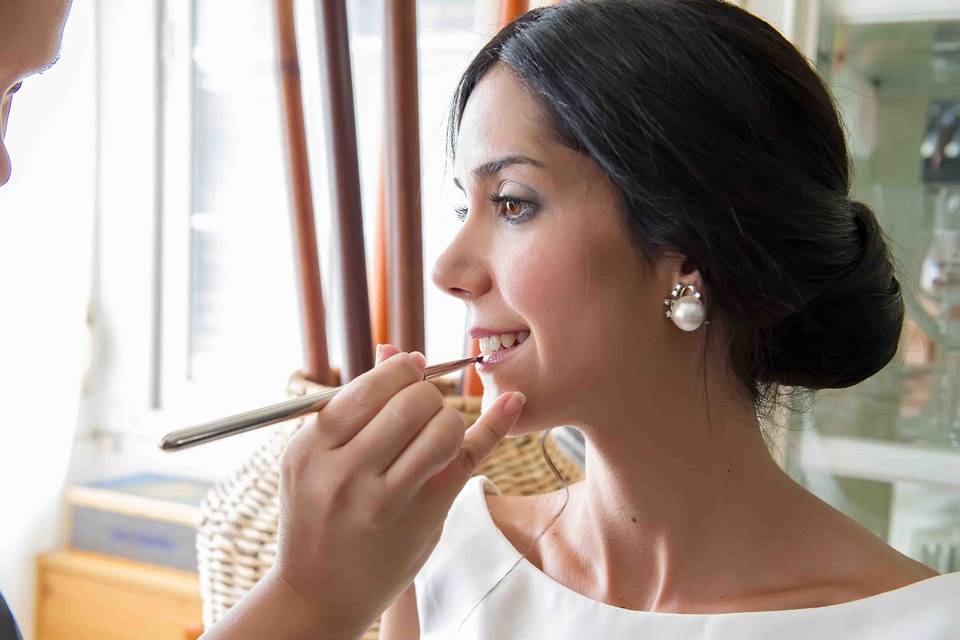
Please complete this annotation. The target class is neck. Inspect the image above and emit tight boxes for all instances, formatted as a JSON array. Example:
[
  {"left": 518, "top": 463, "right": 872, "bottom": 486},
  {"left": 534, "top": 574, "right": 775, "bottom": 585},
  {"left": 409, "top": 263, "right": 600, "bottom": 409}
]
[{"left": 553, "top": 356, "right": 805, "bottom": 612}]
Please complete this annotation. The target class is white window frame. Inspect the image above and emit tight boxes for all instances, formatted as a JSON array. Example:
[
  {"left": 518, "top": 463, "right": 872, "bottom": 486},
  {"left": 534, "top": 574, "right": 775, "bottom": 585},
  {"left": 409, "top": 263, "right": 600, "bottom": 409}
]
[
  {"left": 89, "top": 0, "right": 490, "bottom": 477},
  {"left": 89, "top": 0, "right": 288, "bottom": 478}
]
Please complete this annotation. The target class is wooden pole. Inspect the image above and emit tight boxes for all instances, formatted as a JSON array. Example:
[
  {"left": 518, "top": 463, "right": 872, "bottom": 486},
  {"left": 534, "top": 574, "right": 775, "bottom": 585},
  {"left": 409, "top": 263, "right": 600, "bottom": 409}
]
[
  {"left": 384, "top": 0, "right": 425, "bottom": 354},
  {"left": 273, "top": 0, "right": 332, "bottom": 386},
  {"left": 315, "top": 0, "right": 373, "bottom": 382},
  {"left": 499, "top": 0, "right": 530, "bottom": 25}
]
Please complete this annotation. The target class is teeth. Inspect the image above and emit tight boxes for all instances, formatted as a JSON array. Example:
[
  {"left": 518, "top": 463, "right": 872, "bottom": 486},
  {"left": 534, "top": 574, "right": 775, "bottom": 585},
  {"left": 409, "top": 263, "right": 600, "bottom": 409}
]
[
  {"left": 479, "top": 335, "right": 501, "bottom": 355},
  {"left": 477, "top": 330, "right": 529, "bottom": 355}
]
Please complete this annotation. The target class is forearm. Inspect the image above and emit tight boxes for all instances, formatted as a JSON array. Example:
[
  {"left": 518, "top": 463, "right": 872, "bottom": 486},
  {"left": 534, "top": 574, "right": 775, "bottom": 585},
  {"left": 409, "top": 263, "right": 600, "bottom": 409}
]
[{"left": 200, "top": 569, "right": 362, "bottom": 640}]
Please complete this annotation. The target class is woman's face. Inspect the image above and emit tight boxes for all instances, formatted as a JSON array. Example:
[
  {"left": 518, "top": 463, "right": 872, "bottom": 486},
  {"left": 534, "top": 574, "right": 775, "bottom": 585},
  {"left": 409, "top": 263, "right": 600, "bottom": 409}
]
[
  {"left": 0, "top": 0, "right": 71, "bottom": 187},
  {"left": 433, "top": 64, "right": 677, "bottom": 435}
]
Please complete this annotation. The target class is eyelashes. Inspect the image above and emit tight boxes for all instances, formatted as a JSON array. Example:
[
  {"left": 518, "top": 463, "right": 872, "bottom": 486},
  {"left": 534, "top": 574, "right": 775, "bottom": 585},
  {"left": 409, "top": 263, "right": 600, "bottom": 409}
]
[{"left": 455, "top": 194, "right": 538, "bottom": 225}]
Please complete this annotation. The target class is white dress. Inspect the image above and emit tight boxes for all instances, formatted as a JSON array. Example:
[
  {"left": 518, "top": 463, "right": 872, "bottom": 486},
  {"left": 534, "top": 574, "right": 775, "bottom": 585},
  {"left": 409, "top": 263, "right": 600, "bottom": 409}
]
[{"left": 413, "top": 474, "right": 960, "bottom": 639}]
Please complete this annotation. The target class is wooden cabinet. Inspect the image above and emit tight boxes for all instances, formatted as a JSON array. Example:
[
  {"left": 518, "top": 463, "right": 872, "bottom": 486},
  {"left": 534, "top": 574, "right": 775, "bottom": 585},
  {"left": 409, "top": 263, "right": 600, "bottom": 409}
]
[{"left": 35, "top": 550, "right": 202, "bottom": 640}]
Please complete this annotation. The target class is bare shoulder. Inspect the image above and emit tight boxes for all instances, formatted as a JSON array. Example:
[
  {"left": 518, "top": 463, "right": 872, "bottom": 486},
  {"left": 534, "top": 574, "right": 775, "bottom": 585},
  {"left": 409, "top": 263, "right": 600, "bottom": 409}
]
[
  {"left": 835, "top": 529, "right": 941, "bottom": 595},
  {"left": 379, "top": 582, "right": 419, "bottom": 640},
  {"left": 775, "top": 496, "right": 942, "bottom": 606},
  {"left": 752, "top": 557, "right": 941, "bottom": 612}
]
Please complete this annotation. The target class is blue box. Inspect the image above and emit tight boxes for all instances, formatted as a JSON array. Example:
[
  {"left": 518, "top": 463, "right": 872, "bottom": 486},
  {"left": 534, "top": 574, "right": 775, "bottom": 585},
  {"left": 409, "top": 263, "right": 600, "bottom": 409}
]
[{"left": 67, "top": 473, "right": 215, "bottom": 573}]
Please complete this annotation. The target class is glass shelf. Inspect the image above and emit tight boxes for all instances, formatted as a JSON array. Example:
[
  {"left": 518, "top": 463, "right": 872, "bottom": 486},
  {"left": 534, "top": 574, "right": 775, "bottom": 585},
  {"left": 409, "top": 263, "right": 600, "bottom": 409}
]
[{"left": 788, "top": 0, "right": 960, "bottom": 572}]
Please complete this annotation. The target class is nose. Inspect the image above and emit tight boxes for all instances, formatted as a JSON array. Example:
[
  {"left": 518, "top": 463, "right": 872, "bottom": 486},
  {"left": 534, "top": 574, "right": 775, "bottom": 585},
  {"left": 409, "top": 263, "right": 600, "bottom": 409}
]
[{"left": 431, "top": 222, "right": 492, "bottom": 302}]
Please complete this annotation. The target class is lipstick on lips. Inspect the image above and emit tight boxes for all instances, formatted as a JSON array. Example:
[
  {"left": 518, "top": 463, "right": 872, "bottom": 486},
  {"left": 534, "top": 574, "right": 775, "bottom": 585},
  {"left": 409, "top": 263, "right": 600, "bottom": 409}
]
[{"left": 470, "top": 327, "right": 530, "bottom": 370}]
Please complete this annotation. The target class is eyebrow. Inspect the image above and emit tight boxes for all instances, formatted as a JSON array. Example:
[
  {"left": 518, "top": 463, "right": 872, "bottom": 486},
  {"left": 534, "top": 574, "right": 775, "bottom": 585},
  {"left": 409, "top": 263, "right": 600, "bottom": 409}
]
[{"left": 453, "top": 154, "right": 544, "bottom": 191}]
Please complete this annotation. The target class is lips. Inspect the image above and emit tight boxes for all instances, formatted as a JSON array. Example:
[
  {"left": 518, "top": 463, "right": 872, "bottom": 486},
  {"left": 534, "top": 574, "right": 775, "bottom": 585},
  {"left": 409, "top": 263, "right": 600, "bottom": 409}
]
[{"left": 475, "top": 334, "right": 528, "bottom": 371}]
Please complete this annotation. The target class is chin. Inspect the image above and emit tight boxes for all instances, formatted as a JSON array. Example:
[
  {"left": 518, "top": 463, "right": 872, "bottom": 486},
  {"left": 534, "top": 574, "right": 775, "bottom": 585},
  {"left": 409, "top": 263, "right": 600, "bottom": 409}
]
[{"left": 504, "top": 407, "right": 553, "bottom": 440}]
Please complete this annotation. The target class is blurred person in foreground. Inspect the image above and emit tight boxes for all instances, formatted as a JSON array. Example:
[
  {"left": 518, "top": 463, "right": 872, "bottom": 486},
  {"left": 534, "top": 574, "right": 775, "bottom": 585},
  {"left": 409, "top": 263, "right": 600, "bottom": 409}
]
[{"left": 1, "top": 3, "right": 72, "bottom": 637}]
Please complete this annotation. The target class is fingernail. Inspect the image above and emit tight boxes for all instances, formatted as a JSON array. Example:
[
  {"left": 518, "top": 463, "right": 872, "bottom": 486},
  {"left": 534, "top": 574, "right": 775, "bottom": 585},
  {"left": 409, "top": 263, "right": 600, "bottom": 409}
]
[
  {"left": 375, "top": 344, "right": 383, "bottom": 361},
  {"left": 410, "top": 351, "right": 426, "bottom": 369},
  {"left": 504, "top": 391, "right": 526, "bottom": 416}
]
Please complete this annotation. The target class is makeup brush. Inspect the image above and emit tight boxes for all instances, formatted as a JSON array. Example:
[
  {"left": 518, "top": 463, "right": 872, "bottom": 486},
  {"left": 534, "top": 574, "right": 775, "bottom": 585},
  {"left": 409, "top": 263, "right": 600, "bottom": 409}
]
[{"left": 158, "top": 355, "right": 482, "bottom": 451}]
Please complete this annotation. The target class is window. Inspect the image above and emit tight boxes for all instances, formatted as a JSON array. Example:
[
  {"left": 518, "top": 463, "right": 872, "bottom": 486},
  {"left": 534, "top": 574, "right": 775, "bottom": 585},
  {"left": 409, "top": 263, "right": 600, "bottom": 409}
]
[
  {"left": 171, "top": 0, "right": 485, "bottom": 408},
  {"left": 172, "top": 0, "right": 301, "bottom": 407},
  {"left": 89, "top": 0, "right": 491, "bottom": 473}
]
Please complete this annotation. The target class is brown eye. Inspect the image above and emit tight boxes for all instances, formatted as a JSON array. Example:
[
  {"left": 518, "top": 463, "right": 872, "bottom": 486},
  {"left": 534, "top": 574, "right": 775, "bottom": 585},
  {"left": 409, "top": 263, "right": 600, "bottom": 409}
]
[
  {"left": 488, "top": 194, "right": 537, "bottom": 224},
  {"left": 503, "top": 199, "right": 524, "bottom": 218}
]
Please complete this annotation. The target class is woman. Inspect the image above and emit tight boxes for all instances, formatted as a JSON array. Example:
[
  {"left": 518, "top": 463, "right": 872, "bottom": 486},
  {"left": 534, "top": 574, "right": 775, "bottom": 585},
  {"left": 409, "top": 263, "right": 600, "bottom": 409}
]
[
  {"left": 1, "top": 2, "right": 71, "bottom": 637},
  {"left": 210, "top": 1, "right": 960, "bottom": 638}
]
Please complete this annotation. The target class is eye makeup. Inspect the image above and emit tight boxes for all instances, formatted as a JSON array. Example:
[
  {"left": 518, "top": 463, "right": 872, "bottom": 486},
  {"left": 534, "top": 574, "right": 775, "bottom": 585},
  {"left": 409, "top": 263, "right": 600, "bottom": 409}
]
[
  {"left": 455, "top": 193, "right": 539, "bottom": 225},
  {"left": 454, "top": 179, "right": 542, "bottom": 225}
]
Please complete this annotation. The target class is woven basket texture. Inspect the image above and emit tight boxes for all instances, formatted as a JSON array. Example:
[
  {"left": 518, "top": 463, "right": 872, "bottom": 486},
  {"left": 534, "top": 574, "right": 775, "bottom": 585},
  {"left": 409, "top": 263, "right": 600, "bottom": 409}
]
[{"left": 197, "top": 368, "right": 584, "bottom": 638}]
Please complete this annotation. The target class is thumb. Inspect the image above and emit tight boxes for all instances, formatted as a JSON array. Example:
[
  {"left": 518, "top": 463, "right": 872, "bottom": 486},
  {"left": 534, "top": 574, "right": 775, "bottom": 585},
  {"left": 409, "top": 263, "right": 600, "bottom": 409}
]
[{"left": 453, "top": 391, "right": 526, "bottom": 483}]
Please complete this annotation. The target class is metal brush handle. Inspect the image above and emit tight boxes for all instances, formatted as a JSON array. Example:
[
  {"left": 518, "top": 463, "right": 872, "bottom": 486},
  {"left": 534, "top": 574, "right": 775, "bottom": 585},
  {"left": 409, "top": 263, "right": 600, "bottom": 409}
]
[{"left": 158, "top": 355, "right": 481, "bottom": 451}]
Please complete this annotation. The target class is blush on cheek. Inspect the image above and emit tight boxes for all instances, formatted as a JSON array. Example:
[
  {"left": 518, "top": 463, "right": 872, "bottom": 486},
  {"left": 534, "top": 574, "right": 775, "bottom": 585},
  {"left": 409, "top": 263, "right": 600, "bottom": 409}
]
[
  {"left": 502, "top": 244, "right": 602, "bottom": 394},
  {"left": 503, "top": 240, "right": 593, "bottom": 339},
  {"left": 502, "top": 241, "right": 590, "bottom": 311}
]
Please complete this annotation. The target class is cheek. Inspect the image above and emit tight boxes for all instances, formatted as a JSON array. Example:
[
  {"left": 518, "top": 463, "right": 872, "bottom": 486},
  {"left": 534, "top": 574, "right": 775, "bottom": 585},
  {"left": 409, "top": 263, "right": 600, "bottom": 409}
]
[
  {"left": 500, "top": 239, "right": 586, "bottom": 327},
  {"left": 498, "top": 234, "right": 608, "bottom": 379}
]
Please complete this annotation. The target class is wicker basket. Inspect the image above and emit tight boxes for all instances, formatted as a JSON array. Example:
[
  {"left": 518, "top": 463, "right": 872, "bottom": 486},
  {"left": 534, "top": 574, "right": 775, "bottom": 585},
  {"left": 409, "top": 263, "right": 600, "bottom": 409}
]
[{"left": 197, "top": 368, "right": 584, "bottom": 638}]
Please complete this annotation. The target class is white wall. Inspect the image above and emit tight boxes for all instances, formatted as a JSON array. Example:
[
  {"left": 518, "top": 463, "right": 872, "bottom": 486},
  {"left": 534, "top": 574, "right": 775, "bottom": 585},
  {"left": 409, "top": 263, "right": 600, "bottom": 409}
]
[{"left": 0, "top": 3, "right": 96, "bottom": 637}]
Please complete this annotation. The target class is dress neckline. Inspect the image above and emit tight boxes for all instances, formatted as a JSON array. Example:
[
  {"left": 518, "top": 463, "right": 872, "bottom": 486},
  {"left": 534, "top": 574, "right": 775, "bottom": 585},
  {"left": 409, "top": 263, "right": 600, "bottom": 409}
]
[{"left": 470, "top": 474, "right": 957, "bottom": 620}]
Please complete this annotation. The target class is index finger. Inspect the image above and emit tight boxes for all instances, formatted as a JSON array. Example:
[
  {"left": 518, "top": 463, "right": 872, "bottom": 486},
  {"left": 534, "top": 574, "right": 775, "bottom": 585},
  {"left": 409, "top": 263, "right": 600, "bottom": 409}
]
[{"left": 311, "top": 352, "right": 425, "bottom": 449}]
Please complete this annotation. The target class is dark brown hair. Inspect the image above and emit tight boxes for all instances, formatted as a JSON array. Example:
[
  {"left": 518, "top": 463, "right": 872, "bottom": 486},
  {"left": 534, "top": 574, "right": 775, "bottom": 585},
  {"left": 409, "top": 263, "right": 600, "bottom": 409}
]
[{"left": 447, "top": 0, "right": 904, "bottom": 419}]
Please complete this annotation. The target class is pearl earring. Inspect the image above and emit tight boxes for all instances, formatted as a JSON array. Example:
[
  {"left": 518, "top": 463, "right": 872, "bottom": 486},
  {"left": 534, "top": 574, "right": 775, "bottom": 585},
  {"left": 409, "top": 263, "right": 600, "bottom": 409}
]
[{"left": 663, "top": 282, "right": 707, "bottom": 331}]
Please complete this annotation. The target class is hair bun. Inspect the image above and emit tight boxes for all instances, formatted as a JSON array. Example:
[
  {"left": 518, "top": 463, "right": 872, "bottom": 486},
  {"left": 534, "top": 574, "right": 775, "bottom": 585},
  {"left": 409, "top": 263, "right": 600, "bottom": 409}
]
[{"left": 765, "top": 199, "right": 905, "bottom": 389}]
